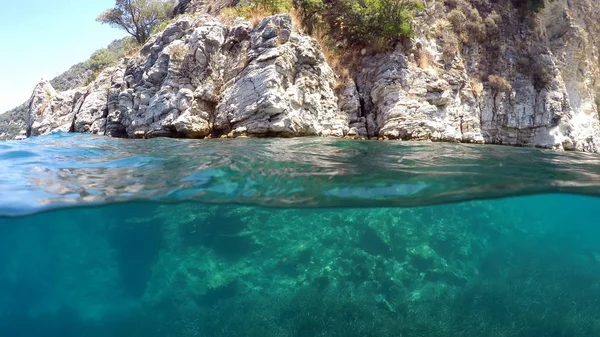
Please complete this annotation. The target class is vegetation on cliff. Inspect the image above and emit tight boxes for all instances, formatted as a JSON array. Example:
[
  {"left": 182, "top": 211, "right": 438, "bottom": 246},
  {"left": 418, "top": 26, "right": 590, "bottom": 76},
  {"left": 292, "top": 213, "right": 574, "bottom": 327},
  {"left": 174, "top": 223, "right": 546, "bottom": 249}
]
[
  {"left": 227, "top": 0, "right": 425, "bottom": 48},
  {"left": 512, "top": 0, "right": 546, "bottom": 12},
  {"left": 97, "top": 0, "right": 177, "bottom": 44},
  {"left": 86, "top": 38, "right": 142, "bottom": 80},
  {"left": 218, "top": 0, "right": 424, "bottom": 84},
  {"left": 0, "top": 37, "right": 140, "bottom": 140},
  {"left": 0, "top": 103, "right": 28, "bottom": 139},
  {"left": 220, "top": 0, "right": 552, "bottom": 86}
]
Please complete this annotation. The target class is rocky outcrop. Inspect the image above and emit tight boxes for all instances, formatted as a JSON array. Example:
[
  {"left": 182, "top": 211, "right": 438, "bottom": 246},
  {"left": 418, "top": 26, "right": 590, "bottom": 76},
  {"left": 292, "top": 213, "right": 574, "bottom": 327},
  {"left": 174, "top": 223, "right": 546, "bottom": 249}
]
[
  {"left": 22, "top": 0, "right": 600, "bottom": 152},
  {"left": 350, "top": 0, "right": 600, "bottom": 152},
  {"left": 27, "top": 14, "right": 348, "bottom": 139},
  {"left": 27, "top": 81, "right": 88, "bottom": 136}
]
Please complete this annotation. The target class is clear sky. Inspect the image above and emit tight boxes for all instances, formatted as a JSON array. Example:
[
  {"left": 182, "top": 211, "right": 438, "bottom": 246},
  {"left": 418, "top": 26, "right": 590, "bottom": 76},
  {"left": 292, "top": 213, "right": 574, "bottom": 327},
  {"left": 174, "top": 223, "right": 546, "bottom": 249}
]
[{"left": 0, "top": 0, "right": 126, "bottom": 113}]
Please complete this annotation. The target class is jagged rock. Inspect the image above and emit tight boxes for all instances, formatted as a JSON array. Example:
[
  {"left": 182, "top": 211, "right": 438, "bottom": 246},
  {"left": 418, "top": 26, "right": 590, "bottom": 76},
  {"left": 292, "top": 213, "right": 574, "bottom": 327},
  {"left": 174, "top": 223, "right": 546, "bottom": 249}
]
[
  {"left": 338, "top": 81, "right": 367, "bottom": 138},
  {"left": 216, "top": 15, "right": 347, "bottom": 137},
  {"left": 73, "top": 69, "right": 115, "bottom": 134},
  {"left": 28, "top": 80, "right": 87, "bottom": 136},
  {"left": 353, "top": 0, "right": 600, "bottom": 151},
  {"left": 27, "top": 14, "right": 347, "bottom": 139},
  {"left": 357, "top": 53, "right": 480, "bottom": 142}
]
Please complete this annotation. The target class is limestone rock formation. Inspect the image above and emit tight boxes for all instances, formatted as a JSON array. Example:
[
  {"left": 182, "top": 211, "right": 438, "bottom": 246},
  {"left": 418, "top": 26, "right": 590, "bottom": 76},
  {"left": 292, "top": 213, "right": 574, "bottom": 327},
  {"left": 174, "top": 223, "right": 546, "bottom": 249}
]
[
  {"left": 27, "top": 14, "right": 348, "bottom": 139},
  {"left": 17, "top": 0, "right": 600, "bottom": 152},
  {"left": 352, "top": 0, "right": 600, "bottom": 151},
  {"left": 28, "top": 81, "right": 87, "bottom": 136}
]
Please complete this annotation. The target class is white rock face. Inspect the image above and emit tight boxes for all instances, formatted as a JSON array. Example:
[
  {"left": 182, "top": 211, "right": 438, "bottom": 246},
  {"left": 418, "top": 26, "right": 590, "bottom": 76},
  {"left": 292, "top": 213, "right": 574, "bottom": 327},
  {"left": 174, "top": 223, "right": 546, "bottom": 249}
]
[
  {"left": 28, "top": 81, "right": 88, "bottom": 136},
  {"left": 216, "top": 16, "right": 346, "bottom": 137},
  {"left": 23, "top": 3, "right": 600, "bottom": 152},
  {"left": 356, "top": 53, "right": 484, "bottom": 143},
  {"left": 27, "top": 14, "right": 347, "bottom": 139},
  {"left": 352, "top": 0, "right": 600, "bottom": 152},
  {"left": 73, "top": 69, "right": 115, "bottom": 134},
  {"left": 355, "top": 53, "right": 599, "bottom": 151}
]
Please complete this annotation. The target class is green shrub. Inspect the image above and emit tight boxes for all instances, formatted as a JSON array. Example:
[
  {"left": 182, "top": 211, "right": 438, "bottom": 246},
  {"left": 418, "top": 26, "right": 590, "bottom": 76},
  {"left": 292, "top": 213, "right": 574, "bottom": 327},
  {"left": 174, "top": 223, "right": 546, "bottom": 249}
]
[
  {"left": 532, "top": 59, "right": 553, "bottom": 90},
  {"left": 97, "top": 0, "right": 176, "bottom": 44},
  {"left": 228, "top": 0, "right": 294, "bottom": 26},
  {"left": 85, "top": 37, "right": 143, "bottom": 82},
  {"left": 484, "top": 12, "right": 500, "bottom": 36},
  {"left": 256, "top": 0, "right": 294, "bottom": 13},
  {"left": 225, "top": 0, "right": 423, "bottom": 81},
  {"left": 151, "top": 18, "right": 174, "bottom": 35},
  {"left": 447, "top": 9, "right": 466, "bottom": 32},
  {"left": 231, "top": 0, "right": 424, "bottom": 48},
  {"left": 297, "top": 0, "right": 325, "bottom": 34},
  {"left": 88, "top": 48, "right": 118, "bottom": 72},
  {"left": 440, "top": 30, "right": 460, "bottom": 65},
  {"left": 446, "top": 2, "right": 489, "bottom": 44},
  {"left": 328, "top": 0, "right": 425, "bottom": 45}
]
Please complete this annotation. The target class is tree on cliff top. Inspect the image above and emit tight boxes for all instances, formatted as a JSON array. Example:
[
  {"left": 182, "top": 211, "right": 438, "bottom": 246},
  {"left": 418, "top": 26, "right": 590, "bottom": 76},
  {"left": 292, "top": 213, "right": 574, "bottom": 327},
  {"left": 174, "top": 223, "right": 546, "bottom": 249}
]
[{"left": 97, "top": 0, "right": 175, "bottom": 44}]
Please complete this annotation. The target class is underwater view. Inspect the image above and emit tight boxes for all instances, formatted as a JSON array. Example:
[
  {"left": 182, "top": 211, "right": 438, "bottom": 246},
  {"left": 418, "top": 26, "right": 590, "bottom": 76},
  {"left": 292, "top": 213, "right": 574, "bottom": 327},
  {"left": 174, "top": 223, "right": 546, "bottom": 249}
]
[{"left": 1, "top": 133, "right": 600, "bottom": 336}]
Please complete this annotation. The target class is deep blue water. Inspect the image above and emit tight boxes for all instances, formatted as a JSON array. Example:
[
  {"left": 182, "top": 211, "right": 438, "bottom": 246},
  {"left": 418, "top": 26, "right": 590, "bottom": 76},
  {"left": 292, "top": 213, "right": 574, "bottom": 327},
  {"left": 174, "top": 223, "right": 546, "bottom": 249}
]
[{"left": 1, "top": 133, "right": 600, "bottom": 336}]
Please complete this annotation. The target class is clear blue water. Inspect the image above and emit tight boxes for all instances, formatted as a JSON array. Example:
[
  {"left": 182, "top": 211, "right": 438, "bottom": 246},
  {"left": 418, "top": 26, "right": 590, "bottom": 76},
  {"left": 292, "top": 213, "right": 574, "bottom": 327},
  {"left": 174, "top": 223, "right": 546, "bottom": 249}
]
[{"left": 1, "top": 133, "right": 600, "bottom": 336}]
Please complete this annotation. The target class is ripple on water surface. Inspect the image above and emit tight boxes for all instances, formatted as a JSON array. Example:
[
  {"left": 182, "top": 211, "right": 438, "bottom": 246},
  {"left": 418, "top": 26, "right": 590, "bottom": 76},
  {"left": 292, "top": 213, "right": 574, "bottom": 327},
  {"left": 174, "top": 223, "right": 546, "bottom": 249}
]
[{"left": 1, "top": 132, "right": 600, "bottom": 215}]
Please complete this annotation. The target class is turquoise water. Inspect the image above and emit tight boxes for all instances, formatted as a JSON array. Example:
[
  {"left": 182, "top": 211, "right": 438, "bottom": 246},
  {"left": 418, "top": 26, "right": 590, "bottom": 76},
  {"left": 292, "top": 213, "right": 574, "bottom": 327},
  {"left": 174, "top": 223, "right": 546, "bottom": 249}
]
[{"left": 1, "top": 133, "right": 600, "bottom": 336}]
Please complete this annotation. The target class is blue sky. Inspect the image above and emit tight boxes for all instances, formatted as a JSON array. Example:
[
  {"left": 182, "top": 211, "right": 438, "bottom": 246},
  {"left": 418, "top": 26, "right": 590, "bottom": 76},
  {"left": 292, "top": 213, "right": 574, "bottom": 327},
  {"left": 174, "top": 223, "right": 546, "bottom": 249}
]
[{"left": 0, "top": 0, "right": 126, "bottom": 113}]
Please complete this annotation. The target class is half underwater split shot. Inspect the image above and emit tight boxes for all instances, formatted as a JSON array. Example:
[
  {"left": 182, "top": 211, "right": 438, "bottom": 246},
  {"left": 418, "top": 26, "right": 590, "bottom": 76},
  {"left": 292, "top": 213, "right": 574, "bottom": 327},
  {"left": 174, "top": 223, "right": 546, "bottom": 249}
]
[{"left": 2, "top": 134, "right": 600, "bottom": 336}]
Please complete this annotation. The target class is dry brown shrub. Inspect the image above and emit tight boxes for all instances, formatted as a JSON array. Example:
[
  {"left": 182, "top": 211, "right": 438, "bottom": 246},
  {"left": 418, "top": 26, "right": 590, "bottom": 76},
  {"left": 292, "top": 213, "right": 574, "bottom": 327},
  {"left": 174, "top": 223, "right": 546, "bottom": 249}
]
[
  {"left": 489, "top": 74, "right": 512, "bottom": 93},
  {"left": 289, "top": 8, "right": 303, "bottom": 31},
  {"left": 440, "top": 30, "right": 459, "bottom": 65},
  {"left": 470, "top": 79, "right": 484, "bottom": 97},
  {"left": 484, "top": 15, "right": 499, "bottom": 35},
  {"left": 39, "top": 101, "right": 49, "bottom": 116},
  {"left": 218, "top": 7, "right": 238, "bottom": 26},
  {"left": 434, "top": 19, "right": 453, "bottom": 38},
  {"left": 443, "top": 0, "right": 459, "bottom": 8},
  {"left": 226, "top": 6, "right": 270, "bottom": 27},
  {"left": 169, "top": 43, "right": 189, "bottom": 62},
  {"left": 122, "top": 38, "right": 142, "bottom": 58},
  {"left": 466, "top": 21, "right": 486, "bottom": 42},
  {"left": 447, "top": 9, "right": 466, "bottom": 32},
  {"left": 466, "top": 7, "right": 481, "bottom": 21},
  {"left": 367, "top": 36, "right": 391, "bottom": 54},
  {"left": 247, "top": 7, "right": 270, "bottom": 26},
  {"left": 417, "top": 48, "right": 431, "bottom": 69},
  {"left": 532, "top": 59, "right": 553, "bottom": 90},
  {"left": 445, "top": 0, "right": 470, "bottom": 11},
  {"left": 311, "top": 26, "right": 356, "bottom": 89}
]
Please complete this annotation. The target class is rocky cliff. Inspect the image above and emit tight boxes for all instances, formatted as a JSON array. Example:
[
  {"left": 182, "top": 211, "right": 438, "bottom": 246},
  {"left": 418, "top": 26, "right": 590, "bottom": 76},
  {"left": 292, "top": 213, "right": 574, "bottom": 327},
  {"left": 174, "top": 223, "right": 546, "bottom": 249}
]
[
  {"left": 17, "top": 0, "right": 600, "bottom": 151},
  {"left": 0, "top": 38, "right": 128, "bottom": 140},
  {"left": 349, "top": 0, "right": 600, "bottom": 151},
  {"left": 27, "top": 14, "right": 347, "bottom": 138}
]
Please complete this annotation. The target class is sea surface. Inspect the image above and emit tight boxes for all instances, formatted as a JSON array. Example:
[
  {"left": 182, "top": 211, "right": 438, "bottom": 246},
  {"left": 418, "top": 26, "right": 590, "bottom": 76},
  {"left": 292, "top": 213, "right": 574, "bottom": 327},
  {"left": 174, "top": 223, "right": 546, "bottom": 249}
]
[{"left": 1, "top": 133, "right": 600, "bottom": 336}]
